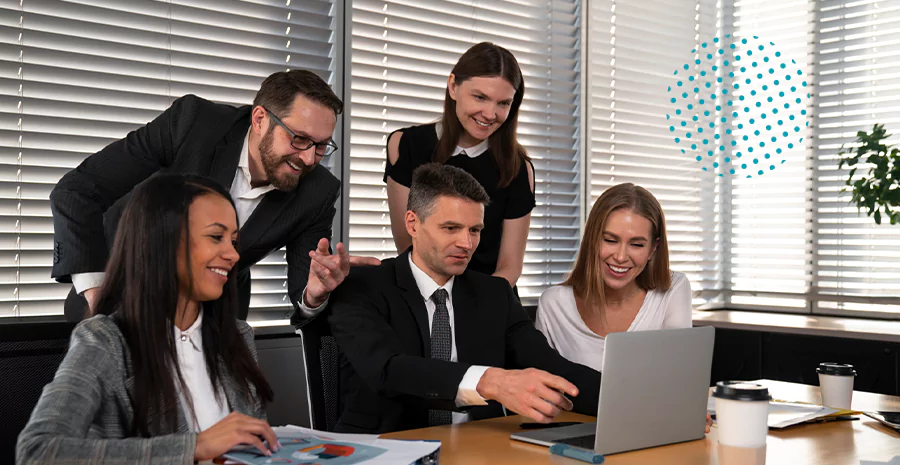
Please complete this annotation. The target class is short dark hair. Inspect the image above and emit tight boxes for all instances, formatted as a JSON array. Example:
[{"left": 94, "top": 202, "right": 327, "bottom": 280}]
[
  {"left": 408, "top": 163, "right": 489, "bottom": 220},
  {"left": 253, "top": 70, "right": 343, "bottom": 118}
]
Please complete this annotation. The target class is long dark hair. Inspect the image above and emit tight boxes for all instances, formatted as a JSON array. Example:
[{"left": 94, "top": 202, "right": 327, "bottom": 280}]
[
  {"left": 94, "top": 173, "right": 274, "bottom": 436},
  {"left": 436, "top": 42, "right": 529, "bottom": 188}
]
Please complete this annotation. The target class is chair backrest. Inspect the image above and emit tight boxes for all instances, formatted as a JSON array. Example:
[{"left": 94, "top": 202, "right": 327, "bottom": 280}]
[
  {"left": 298, "top": 316, "right": 341, "bottom": 432},
  {"left": 0, "top": 320, "right": 74, "bottom": 464}
]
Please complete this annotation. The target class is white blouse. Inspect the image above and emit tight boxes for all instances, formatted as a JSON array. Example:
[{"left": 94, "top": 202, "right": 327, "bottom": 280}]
[
  {"left": 535, "top": 272, "right": 693, "bottom": 372},
  {"left": 174, "top": 310, "right": 230, "bottom": 432}
]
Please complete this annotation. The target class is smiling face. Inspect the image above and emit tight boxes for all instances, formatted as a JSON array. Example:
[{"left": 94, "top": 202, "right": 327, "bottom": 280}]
[
  {"left": 407, "top": 195, "right": 485, "bottom": 285},
  {"left": 448, "top": 75, "right": 516, "bottom": 148},
  {"left": 599, "top": 208, "right": 658, "bottom": 293},
  {"left": 256, "top": 94, "right": 337, "bottom": 191},
  {"left": 176, "top": 193, "right": 240, "bottom": 305}
]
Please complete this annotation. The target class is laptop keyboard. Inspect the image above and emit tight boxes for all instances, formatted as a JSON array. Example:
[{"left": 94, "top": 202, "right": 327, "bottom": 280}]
[{"left": 556, "top": 434, "right": 596, "bottom": 449}]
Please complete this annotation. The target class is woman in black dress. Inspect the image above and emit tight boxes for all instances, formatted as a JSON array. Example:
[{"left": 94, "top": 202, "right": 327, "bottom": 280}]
[{"left": 384, "top": 42, "right": 535, "bottom": 288}]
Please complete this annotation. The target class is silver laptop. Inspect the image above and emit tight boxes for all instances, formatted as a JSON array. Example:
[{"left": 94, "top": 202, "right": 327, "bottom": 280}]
[{"left": 510, "top": 326, "right": 715, "bottom": 455}]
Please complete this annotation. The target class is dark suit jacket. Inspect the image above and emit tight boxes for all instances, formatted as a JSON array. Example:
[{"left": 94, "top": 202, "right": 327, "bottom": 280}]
[
  {"left": 50, "top": 94, "right": 340, "bottom": 321},
  {"left": 324, "top": 251, "right": 601, "bottom": 433}
]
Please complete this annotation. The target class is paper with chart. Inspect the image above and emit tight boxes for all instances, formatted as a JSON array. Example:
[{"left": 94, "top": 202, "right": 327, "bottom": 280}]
[{"left": 221, "top": 425, "right": 440, "bottom": 465}]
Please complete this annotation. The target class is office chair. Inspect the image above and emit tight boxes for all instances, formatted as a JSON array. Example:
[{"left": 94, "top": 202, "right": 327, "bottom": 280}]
[
  {"left": 298, "top": 316, "right": 342, "bottom": 432},
  {"left": 0, "top": 320, "right": 75, "bottom": 463}
]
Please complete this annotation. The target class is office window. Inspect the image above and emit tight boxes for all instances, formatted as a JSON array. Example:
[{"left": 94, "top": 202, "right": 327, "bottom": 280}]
[
  {"left": 724, "top": 0, "right": 814, "bottom": 312},
  {"left": 0, "top": 0, "right": 338, "bottom": 317},
  {"left": 587, "top": 0, "right": 724, "bottom": 308},
  {"left": 348, "top": 0, "right": 583, "bottom": 304},
  {"left": 727, "top": 0, "right": 900, "bottom": 316},
  {"left": 808, "top": 0, "right": 900, "bottom": 315},
  {"left": 587, "top": 0, "right": 900, "bottom": 316}
]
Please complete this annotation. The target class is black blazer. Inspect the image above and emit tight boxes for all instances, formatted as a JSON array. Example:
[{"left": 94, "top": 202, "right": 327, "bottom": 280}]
[
  {"left": 50, "top": 95, "right": 340, "bottom": 320},
  {"left": 324, "top": 251, "right": 601, "bottom": 434}
]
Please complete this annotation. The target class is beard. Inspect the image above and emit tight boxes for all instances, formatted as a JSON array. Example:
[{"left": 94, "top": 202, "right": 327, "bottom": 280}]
[{"left": 258, "top": 129, "right": 315, "bottom": 191}]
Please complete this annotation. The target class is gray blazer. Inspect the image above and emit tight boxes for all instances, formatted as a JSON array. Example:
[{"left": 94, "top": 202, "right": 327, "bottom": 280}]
[{"left": 16, "top": 315, "right": 266, "bottom": 465}]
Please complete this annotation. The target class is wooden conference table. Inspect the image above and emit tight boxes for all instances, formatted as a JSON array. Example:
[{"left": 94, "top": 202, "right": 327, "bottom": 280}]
[{"left": 383, "top": 380, "right": 900, "bottom": 465}]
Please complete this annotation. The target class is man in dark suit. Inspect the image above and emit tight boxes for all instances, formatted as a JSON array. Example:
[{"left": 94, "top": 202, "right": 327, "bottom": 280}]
[
  {"left": 324, "top": 163, "right": 601, "bottom": 434},
  {"left": 50, "top": 70, "right": 378, "bottom": 321}
]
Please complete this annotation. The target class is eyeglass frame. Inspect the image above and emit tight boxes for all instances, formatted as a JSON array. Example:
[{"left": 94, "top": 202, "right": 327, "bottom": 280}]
[{"left": 263, "top": 107, "right": 339, "bottom": 157}]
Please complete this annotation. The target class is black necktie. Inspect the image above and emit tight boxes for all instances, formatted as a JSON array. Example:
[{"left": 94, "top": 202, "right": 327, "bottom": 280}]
[{"left": 428, "top": 288, "right": 452, "bottom": 426}]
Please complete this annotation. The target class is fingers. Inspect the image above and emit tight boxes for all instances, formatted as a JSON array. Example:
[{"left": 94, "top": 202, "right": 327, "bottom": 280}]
[
  {"left": 520, "top": 404, "right": 556, "bottom": 423},
  {"left": 316, "top": 237, "right": 330, "bottom": 254},
  {"left": 534, "top": 385, "right": 572, "bottom": 412},
  {"left": 310, "top": 251, "right": 342, "bottom": 278},
  {"left": 238, "top": 432, "right": 270, "bottom": 457},
  {"left": 535, "top": 370, "right": 579, "bottom": 398},
  {"left": 349, "top": 255, "right": 382, "bottom": 267},
  {"left": 336, "top": 241, "right": 350, "bottom": 264},
  {"left": 249, "top": 419, "right": 280, "bottom": 454},
  {"left": 196, "top": 413, "right": 278, "bottom": 462},
  {"left": 531, "top": 396, "right": 563, "bottom": 419},
  {"left": 235, "top": 416, "right": 279, "bottom": 455}
]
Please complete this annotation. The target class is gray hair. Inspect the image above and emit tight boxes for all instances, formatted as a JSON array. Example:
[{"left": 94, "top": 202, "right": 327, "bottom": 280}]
[{"left": 407, "top": 163, "right": 489, "bottom": 220}]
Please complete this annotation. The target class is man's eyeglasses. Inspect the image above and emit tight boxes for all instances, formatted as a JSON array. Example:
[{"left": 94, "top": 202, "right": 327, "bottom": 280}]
[{"left": 264, "top": 107, "right": 338, "bottom": 157}]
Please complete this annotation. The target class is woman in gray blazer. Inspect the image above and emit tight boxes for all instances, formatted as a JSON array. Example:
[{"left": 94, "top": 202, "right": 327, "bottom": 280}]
[{"left": 18, "top": 174, "right": 279, "bottom": 464}]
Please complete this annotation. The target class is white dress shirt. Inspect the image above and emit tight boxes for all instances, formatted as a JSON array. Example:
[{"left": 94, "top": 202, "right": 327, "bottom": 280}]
[
  {"left": 407, "top": 255, "right": 489, "bottom": 424},
  {"left": 73, "top": 129, "right": 325, "bottom": 316},
  {"left": 173, "top": 310, "right": 230, "bottom": 432}
]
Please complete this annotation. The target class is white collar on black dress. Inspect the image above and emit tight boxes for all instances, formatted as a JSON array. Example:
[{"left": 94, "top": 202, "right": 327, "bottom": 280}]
[{"left": 434, "top": 122, "right": 489, "bottom": 158}]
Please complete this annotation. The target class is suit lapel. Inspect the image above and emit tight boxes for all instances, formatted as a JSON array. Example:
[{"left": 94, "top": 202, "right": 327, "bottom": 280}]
[
  {"left": 239, "top": 188, "right": 294, "bottom": 251},
  {"left": 207, "top": 114, "right": 249, "bottom": 190},
  {"left": 451, "top": 272, "right": 479, "bottom": 365},
  {"left": 395, "top": 251, "right": 432, "bottom": 356}
]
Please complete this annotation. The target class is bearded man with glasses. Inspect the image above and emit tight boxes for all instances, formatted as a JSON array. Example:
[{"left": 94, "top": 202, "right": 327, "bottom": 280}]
[{"left": 51, "top": 70, "right": 379, "bottom": 322}]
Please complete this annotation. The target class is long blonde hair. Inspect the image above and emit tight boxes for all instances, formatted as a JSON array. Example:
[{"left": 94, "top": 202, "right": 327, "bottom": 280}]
[{"left": 563, "top": 183, "right": 671, "bottom": 310}]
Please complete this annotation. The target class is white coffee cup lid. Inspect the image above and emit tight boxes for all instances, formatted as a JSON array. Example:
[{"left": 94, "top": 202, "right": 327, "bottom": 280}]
[
  {"left": 712, "top": 381, "right": 772, "bottom": 402},
  {"left": 816, "top": 362, "right": 856, "bottom": 376}
]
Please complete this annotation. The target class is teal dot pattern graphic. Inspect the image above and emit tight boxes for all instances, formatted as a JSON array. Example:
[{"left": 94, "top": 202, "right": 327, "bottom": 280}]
[{"left": 666, "top": 35, "right": 810, "bottom": 177}]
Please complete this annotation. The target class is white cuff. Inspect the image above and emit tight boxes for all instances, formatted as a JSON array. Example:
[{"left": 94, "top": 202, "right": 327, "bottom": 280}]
[
  {"left": 455, "top": 365, "right": 490, "bottom": 408},
  {"left": 72, "top": 272, "right": 106, "bottom": 294},
  {"left": 296, "top": 285, "right": 329, "bottom": 317}
]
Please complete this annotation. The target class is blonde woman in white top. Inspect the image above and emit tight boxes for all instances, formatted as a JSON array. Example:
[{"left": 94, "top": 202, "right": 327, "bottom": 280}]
[{"left": 536, "top": 183, "right": 693, "bottom": 373}]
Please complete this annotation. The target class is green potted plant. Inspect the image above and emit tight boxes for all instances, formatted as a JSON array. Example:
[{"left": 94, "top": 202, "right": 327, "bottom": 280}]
[{"left": 837, "top": 123, "right": 900, "bottom": 225}]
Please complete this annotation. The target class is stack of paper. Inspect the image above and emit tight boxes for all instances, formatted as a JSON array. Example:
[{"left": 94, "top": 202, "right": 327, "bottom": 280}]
[
  {"left": 222, "top": 426, "right": 440, "bottom": 465},
  {"left": 707, "top": 397, "right": 861, "bottom": 429}
]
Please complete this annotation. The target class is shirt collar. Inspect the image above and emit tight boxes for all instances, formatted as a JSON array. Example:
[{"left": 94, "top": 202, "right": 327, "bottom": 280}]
[
  {"left": 408, "top": 254, "right": 454, "bottom": 303},
  {"left": 434, "top": 122, "right": 489, "bottom": 159},
  {"left": 175, "top": 310, "right": 203, "bottom": 352},
  {"left": 237, "top": 128, "right": 277, "bottom": 197},
  {"left": 452, "top": 138, "right": 488, "bottom": 158},
  {"left": 239, "top": 129, "right": 252, "bottom": 175}
]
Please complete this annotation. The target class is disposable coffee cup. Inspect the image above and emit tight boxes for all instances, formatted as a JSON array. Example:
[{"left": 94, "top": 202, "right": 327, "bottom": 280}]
[
  {"left": 713, "top": 381, "right": 771, "bottom": 465},
  {"left": 816, "top": 362, "right": 856, "bottom": 410}
]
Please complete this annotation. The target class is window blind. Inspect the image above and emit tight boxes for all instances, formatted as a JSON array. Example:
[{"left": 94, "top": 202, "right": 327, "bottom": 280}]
[
  {"left": 810, "top": 0, "right": 900, "bottom": 316},
  {"left": 0, "top": 0, "right": 337, "bottom": 317},
  {"left": 722, "top": 0, "right": 900, "bottom": 316},
  {"left": 725, "top": 0, "right": 815, "bottom": 312},
  {"left": 347, "top": 0, "right": 583, "bottom": 304},
  {"left": 587, "top": 0, "right": 724, "bottom": 308}
]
